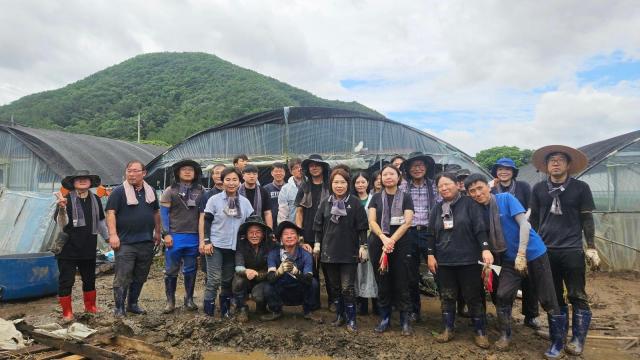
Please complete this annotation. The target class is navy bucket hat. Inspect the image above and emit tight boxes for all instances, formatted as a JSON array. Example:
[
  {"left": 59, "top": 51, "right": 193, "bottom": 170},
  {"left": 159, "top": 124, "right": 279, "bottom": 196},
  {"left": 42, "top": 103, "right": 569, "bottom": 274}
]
[{"left": 490, "top": 158, "right": 519, "bottom": 178}]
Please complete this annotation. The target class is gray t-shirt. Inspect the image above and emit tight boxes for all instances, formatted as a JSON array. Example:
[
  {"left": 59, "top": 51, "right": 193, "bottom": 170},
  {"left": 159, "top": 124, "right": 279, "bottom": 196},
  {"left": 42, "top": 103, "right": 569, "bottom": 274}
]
[{"left": 160, "top": 185, "right": 204, "bottom": 234}]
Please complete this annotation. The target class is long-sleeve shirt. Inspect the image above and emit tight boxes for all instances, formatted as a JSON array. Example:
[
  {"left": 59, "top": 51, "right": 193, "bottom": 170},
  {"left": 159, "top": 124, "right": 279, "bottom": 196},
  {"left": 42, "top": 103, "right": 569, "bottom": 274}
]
[
  {"left": 277, "top": 176, "right": 302, "bottom": 224},
  {"left": 400, "top": 179, "right": 440, "bottom": 226}
]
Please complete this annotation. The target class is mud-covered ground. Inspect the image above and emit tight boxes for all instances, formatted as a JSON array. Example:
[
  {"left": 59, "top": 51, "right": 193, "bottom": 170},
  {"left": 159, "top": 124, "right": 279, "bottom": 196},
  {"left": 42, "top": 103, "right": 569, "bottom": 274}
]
[{"left": 1, "top": 259, "right": 638, "bottom": 360}]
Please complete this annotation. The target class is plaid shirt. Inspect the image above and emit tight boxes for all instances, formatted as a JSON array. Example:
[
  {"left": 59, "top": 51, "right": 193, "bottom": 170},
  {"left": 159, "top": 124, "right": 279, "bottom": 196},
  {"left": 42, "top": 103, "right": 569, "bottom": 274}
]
[{"left": 400, "top": 179, "right": 440, "bottom": 226}]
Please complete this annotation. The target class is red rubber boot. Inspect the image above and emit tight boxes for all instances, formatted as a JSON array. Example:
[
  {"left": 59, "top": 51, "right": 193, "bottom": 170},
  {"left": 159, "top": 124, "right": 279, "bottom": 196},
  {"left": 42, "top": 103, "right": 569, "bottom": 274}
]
[
  {"left": 58, "top": 296, "right": 74, "bottom": 321},
  {"left": 83, "top": 290, "right": 99, "bottom": 313}
]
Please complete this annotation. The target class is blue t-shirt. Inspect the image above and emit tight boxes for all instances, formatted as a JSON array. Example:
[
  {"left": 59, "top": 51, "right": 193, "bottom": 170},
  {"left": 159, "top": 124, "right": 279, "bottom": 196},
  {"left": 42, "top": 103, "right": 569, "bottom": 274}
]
[
  {"left": 267, "top": 246, "right": 313, "bottom": 287},
  {"left": 495, "top": 193, "right": 546, "bottom": 262}
]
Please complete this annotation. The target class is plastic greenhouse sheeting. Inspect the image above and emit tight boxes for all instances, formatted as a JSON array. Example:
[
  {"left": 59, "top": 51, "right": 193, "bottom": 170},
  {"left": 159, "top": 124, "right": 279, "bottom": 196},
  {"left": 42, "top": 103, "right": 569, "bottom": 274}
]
[{"left": 0, "top": 190, "right": 57, "bottom": 255}]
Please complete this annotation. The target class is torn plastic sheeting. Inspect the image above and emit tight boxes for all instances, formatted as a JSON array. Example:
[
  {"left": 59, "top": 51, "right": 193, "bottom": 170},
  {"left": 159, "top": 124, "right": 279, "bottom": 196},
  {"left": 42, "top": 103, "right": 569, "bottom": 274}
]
[
  {"left": 0, "top": 190, "right": 57, "bottom": 255},
  {"left": 0, "top": 318, "right": 28, "bottom": 351},
  {"left": 34, "top": 322, "right": 97, "bottom": 341}
]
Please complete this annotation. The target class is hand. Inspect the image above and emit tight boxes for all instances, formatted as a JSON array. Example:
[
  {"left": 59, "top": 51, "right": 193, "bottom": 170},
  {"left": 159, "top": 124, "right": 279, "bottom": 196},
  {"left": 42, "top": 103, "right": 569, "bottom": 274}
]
[
  {"left": 302, "top": 243, "right": 313, "bottom": 253},
  {"left": 313, "top": 242, "right": 320, "bottom": 257},
  {"left": 482, "top": 250, "right": 494, "bottom": 266},
  {"left": 277, "top": 261, "right": 288, "bottom": 276},
  {"left": 109, "top": 234, "right": 121, "bottom": 251},
  {"left": 163, "top": 234, "right": 173, "bottom": 248},
  {"left": 246, "top": 269, "right": 258, "bottom": 280},
  {"left": 290, "top": 265, "right": 300, "bottom": 275},
  {"left": 514, "top": 253, "right": 528, "bottom": 275},
  {"left": 154, "top": 232, "right": 161, "bottom": 246},
  {"left": 380, "top": 234, "right": 394, "bottom": 252},
  {"left": 282, "top": 260, "right": 294, "bottom": 273},
  {"left": 203, "top": 243, "right": 214, "bottom": 256},
  {"left": 54, "top": 192, "right": 67, "bottom": 208},
  {"left": 199, "top": 243, "right": 206, "bottom": 255},
  {"left": 358, "top": 245, "right": 369, "bottom": 262},
  {"left": 585, "top": 249, "right": 600, "bottom": 270},
  {"left": 427, "top": 255, "right": 438, "bottom": 274},
  {"left": 489, "top": 178, "right": 498, "bottom": 189}
]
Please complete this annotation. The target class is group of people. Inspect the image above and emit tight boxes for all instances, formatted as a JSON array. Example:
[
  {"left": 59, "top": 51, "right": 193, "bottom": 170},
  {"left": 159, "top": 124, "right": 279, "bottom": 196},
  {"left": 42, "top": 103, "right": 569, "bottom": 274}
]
[{"left": 52, "top": 145, "right": 601, "bottom": 358}]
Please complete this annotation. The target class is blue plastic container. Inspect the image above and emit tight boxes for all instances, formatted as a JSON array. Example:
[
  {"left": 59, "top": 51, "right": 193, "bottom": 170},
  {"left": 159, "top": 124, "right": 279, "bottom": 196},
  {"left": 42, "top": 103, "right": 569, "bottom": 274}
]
[{"left": 0, "top": 252, "right": 59, "bottom": 301}]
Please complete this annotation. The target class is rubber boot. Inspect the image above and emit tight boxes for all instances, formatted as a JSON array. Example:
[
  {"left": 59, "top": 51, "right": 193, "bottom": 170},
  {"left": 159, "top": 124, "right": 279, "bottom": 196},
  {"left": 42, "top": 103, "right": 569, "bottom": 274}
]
[
  {"left": 83, "top": 290, "right": 98, "bottom": 313},
  {"left": 436, "top": 312, "right": 455, "bottom": 342},
  {"left": 374, "top": 306, "right": 391, "bottom": 333},
  {"left": 357, "top": 297, "right": 368, "bottom": 316},
  {"left": 345, "top": 303, "right": 357, "bottom": 332},
  {"left": 566, "top": 308, "right": 591, "bottom": 356},
  {"left": 410, "top": 297, "right": 421, "bottom": 323},
  {"left": 236, "top": 306, "right": 249, "bottom": 323},
  {"left": 331, "top": 298, "right": 345, "bottom": 327},
  {"left": 371, "top": 298, "right": 379, "bottom": 316},
  {"left": 560, "top": 305, "right": 569, "bottom": 338},
  {"left": 544, "top": 312, "right": 567, "bottom": 359},
  {"left": 495, "top": 306, "right": 512, "bottom": 351},
  {"left": 203, "top": 299, "right": 215, "bottom": 316},
  {"left": 126, "top": 282, "right": 147, "bottom": 315},
  {"left": 472, "top": 316, "right": 490, "bottom": 349},
  {"left": 524, "top": 315, "right": 542, "bottom": 330},
  {"left": 58, "top": 295, "right": 74, "bottom": 322},
  {"left": 260, "top": 305, "right": 282, "bottom": 321},
  {"left": 400, "top": 311, "right": 414, "bottom": 336},
  {"left": 183, "top": 272, "right": 198, "bottom": 311},
  {"left": 219, "top": 293, "right": 232, "bottom": 319},
  {"left": 163, "top": 276, "right": 177, "bottom": 314},
  {"left": 113, "top": 287, "right": 127, "bottom": 318}
]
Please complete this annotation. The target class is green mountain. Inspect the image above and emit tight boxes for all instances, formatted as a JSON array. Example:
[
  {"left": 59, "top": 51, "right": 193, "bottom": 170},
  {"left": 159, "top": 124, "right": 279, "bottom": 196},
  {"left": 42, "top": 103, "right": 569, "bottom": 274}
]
[{"left": 0, "top": 52, "right": 380, "bottom": 144}]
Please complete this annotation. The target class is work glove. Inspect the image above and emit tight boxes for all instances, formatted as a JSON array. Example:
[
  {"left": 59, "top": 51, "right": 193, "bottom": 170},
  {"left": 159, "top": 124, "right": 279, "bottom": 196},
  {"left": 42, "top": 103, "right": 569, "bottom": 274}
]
[
  {"left": 585, "top": 248, "right": 601, "bottom": 270},
  {"left": 313, "top": 242, "right": 321, "bottom": 257},
  {"left": 358, "top": 245, "right": 369, "bottom": 262},
  {"left": 276, "top": 261, "right": 288, "bottom": 276},
  {"left": 514, "top": 253, "right": 528, "bottom": 275},
  {"left": 290, "top": 265, "right": 300, "bottom": 276},
  {"left": 282, "top": 260, "right": 294, "bottom": 273}
]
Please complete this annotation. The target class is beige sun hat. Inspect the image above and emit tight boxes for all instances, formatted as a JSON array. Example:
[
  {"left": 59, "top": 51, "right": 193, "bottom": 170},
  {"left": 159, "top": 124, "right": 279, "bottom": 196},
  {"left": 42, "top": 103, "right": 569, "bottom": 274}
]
[{"left": 532, "top": 145, "right": 589, "bottom": 175}]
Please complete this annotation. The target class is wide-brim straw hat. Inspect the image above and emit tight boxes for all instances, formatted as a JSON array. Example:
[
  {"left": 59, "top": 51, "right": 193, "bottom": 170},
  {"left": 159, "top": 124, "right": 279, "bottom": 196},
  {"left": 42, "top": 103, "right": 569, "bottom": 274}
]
[
  {"left": 61, "top": 170, "right": 101, "bottom": 190},
  {"left": 532, "top": 145, "right": 589, "bottom": 175}
]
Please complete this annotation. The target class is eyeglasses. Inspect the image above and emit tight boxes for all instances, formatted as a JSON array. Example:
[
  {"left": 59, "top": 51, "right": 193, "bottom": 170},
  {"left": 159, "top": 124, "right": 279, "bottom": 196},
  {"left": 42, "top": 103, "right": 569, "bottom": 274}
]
[
  {"left": 547, "top": 158, "right": 567, "bottom": 164},
  {"left": 126, "top": 169, "right": 144, "bottom": 173}
]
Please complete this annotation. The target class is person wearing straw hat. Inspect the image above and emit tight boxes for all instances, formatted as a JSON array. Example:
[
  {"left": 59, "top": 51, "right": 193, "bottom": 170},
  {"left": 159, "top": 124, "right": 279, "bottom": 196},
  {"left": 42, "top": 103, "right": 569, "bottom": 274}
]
[
  {"left": 529, "top": 145, "right": 600, "bottom": 358},
  {"left": 399, "top": 151, "right": 439, "bottom": 323},
  {"left": 159, "top": 159, "right": 204, "bottom": 314},
  {"left": 489, "top": 157, "right": 540, "bottom": 330},
  {"left": 232, "top": 215, "right": 275, "bottom": 322},
  {"left": 53, "top": 170, "right": 108, "bottom": 321}
]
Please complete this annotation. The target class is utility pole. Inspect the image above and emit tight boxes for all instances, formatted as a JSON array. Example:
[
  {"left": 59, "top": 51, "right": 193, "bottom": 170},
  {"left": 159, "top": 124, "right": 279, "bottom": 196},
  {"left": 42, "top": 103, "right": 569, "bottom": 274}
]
[
  {"left": 10, "top": 114, "right": 14, "bottom": 126},
  {"left": 137, "top": 113, "right": 141, "bottom": 143}
]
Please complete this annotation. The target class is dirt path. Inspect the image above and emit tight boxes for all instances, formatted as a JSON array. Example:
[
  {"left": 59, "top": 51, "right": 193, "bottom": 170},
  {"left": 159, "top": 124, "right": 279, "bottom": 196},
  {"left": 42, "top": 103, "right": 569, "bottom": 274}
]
[{"left": 1, "top": 260, "right": 638, "bottom": 359}]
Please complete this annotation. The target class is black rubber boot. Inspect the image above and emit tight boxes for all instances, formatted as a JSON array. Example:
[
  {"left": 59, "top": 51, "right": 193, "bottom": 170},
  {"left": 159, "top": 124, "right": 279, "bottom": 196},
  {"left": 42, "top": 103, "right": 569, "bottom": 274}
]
[
  {"left": 183, "top": 272, "right": 198, "bottom": 311},
  {"left": 163, "top": 276, "right": 177, "bottom": 314},
  {"left": 126, "top": 282, "right": 147, "bottom": 315},
  {"left": 113, "top": 287, "right": 127, "bottom": 318}
]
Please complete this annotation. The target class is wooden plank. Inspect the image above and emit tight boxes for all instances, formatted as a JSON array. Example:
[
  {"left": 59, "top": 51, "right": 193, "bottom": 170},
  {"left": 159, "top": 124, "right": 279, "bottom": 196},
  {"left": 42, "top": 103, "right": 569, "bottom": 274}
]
[
  {"left": 60, "top": 355, "right": 85, "bottom": 360},
  {"left": 3, "top": 344, "right": 53, "bottom": 356},
  {"left": 37, "top": 350, "right": 70, "bottom": 360},
  {"left": 96, "top": 335, "right": 172, "bottom": 359},
  {"left": 14, "top": 322, "right": 124, "bottom": 360}
]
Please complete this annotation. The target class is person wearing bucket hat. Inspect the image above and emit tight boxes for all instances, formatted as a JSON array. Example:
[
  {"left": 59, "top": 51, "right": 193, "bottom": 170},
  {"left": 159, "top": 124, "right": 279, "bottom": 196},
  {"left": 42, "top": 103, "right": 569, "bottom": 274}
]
[
  {"left": 455, "top": 169, "right": 471, "bottom": 194},
  {"left": 399, "top": 151, "right": 439, "bottom": 323},
  {"left": 489, "top": 158, "right": 539, "bottom": 329},
  {"left": 261, "top": 221, "right": 323, "bottom": 323},
  {"left": 529, "top": 145, "right": 598, "bottom": 358},
  {"left": 232, "top": 215, "right": 275, "bottom": 322},
  {"left": 294, "top": 154, "right": 330, "bottom": 309},
  {"left": 159, "top": 159, "right": 204, "bottom": 314},
  {"left": 53, "top": 170, "right": 108, "bottom": 321}
]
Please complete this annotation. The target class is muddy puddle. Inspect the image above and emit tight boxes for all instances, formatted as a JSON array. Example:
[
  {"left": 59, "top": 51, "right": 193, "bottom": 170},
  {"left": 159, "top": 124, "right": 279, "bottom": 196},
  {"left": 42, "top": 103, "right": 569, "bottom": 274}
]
[{"left": 203, "top": 350, "right": 330, "bottom": 359}]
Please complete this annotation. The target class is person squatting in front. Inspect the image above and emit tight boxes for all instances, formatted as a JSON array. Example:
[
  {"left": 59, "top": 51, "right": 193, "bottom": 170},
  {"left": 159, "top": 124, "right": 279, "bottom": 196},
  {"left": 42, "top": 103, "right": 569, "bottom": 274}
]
[
  {"left": 201, "top": 167, "right": 253, "bottom": 318},
  {"left": 106, "top": 160, "right": 162, "bottom": 317},
  {"left": 367, "top": 164, "right": 415, "bottom": 336},
  {"left": 399, "top": 151, "right": 440, "bottom": 323},
  {"left": 313, "top": 168, "right": 370, "bottom": 332},
  {"left": 53, "top": 170, "right": 108, "bottom": 321},
  {"left": 426, "top": 172, "right": 494, "bottom": 349},
  {"left": 465, "top": 173, "right": 565, "bottom": 359},
  {"left": 529, "top": 145, "right": 601, "bottom": 357},
  {"left": 260, "top": 221, "right": 323, "bottom": 323},
  {"left": 232, "top": 215, "right": 275, "bottom": 322},
  {"left": 160, "top": 159, "right": 204, "bottom": 314}
]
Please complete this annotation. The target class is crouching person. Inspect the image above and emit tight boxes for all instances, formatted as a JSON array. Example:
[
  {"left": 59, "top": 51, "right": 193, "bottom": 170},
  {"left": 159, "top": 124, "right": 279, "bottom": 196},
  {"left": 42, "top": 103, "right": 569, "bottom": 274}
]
[
  {"left": 465, "top": 174, "right": 565, "bottom": 359},
  {"left": 233, "top": 216, "right": 274, "bottom": 322},
  {"left": 260, "top": 221, "right": 323, "bottom": 323}
]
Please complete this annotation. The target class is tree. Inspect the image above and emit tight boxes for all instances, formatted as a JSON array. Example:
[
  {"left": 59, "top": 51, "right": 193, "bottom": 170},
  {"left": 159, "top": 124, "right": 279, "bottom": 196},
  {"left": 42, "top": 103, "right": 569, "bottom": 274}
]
[{"left": 475, "top": 146, "right": 534, "bottom": 171}]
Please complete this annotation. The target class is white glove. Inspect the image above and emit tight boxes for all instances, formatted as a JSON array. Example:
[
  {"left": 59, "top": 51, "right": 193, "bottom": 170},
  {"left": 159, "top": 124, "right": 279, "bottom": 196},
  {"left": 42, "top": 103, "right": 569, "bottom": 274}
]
[
  {"left": 585, "top": 249, "right": 600, "bottom": 270},
  {"left": 359, "top": 245, "right": 369, "bottom": 262},
  {"left": 514, "top": 254, "right": 528, "bottom": 275},
  {"left": 313, "top": 242, "right": 321, "bottom": 257},
  {"left": 290, "top": 265, "right": 300, "bottom": 276},
  {"left": 276, "top": 261, "right": 288, "bottom": 276}
]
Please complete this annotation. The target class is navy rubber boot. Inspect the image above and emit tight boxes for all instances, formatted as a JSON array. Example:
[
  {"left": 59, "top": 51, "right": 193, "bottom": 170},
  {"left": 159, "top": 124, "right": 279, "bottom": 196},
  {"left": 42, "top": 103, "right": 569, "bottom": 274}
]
[
  {"left": 345, "top": 302, "right": 357, "bottom": 332},
  {"left": 203, "top": 298, "right": 215, "bottom": 316},
  {"left": 374, "top": 306, "right": 391, "bottom": 333},
  {"left": 357, "top": 297, "right": 368, "bottom": 315},
  {"left": 219, "top": 294, "right": 232, "bottom": 319},
  {"left": 400, "top": 311, "right": 414, "bottom": 336},
  {"left": 331, "top": 298, "right": 345, "bottom": 327},
  {"left": 183, "top": 272, "right": 198, "bottom": 311},
  {"left": 566, "top": 308, "right": 591, "bottom": 356},
  {"left": 472, "top": 316, "right": 490, "bottom": 349},
  {"left": 113, "top": 287, "right": 127, "bottom": 318},
  {"left": 544, "top": 312, "right": 567, "bottom": 359},
  {"left": 495, "top": 306, "right": 512, "bottom": 351},
  {"left": 126, "top": 282, "right": 147, "bottom": 315},
  {"left": 436, "top": 311, "right": 455, "bottom": 342},
  {"left": 162, "top": 276, "right": 177, "bottom": 314}
]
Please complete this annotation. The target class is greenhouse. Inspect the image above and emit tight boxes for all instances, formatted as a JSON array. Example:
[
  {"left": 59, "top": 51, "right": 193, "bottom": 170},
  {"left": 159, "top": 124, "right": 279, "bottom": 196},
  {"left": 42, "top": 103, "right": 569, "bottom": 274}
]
[
  {"left": 0, "top": 125, "right": 164, "bottom": 255},
  {"left": 145, "top": 106, "right": 488, "bottom": 187},
  {"left": 519, "top": 130, "right": 640, "bottom": 271}
]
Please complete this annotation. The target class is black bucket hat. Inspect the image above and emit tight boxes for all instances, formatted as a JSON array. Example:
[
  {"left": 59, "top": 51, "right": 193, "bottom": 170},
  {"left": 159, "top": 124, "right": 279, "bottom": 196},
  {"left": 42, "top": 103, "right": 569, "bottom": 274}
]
[
  {"left": 238, "top": 215, "right": 271, "bottom": 239},
  {"left": 275, "top": 220, "right": 302, "bottom": 241},
  {"left": 61, "top": 170, "right": 101, "bottom": 190},
  {"left": 172, "top": 159, "right": 202, "bottom": 183},
  {"left": 301, "top": 154, "right": 330, "bottom": 179},
  {"left": 402, "top": 151, "right": 436, "bottom": 179}
]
